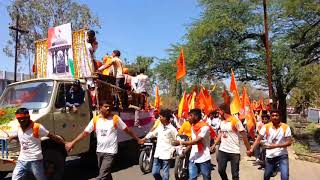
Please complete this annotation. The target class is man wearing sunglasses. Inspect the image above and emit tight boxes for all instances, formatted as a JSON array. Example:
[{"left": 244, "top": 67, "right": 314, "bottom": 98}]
[{"left": 249, "top": 109, "right": 292, "bottom": 180}]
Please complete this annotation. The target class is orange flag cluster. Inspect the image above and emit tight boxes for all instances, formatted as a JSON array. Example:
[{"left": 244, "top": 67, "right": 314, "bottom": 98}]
[
  {"left": 177, "top": 85, "right": 217, "bottom": 118},
  {"left": 173, "top": 47, "right": 268, "bottom": 140}
]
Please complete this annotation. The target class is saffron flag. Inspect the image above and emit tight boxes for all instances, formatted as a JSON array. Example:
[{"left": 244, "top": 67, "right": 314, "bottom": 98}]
[
  {"left": 189, "top": 92, "right": 196, "bottom": 110},
  {"left": 230, "top": 70, "right": 241, "bottom": 114},
  {"left": 240, "top": 86, "right": 250, "bottom": 119},
  {"left": 222, "top": 89, "right": 231, "bottom": 105},
  {"left": 196, "top": 86, "right": 217, "bottom": 115},
  {"left": 178, "top": 91, "right": 186, "bottom": 118},
  {"left": 230, "top": 69, "right": 238, "bottom": 93},
  {"left": 176, "top": 48, "right": 186, "bottom": 80},
  {"left": 154, "top": 86, "right": 160, "bottom": 110}
]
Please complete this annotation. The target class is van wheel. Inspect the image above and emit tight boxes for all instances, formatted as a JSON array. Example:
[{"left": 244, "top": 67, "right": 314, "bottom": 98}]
[
  {"left": 43, "top": 149, "right": 66, "bottom": 180},
  {"left": 0, "top": 171, "right": 8, "bottom": 179}
]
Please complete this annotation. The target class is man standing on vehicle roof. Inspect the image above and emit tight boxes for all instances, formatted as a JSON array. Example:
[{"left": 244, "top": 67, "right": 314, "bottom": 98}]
[
  {"left": 10, "top": 108, "right": 65, "bottom": 180},
  {"left": 249, "top": 109, "right": 292, "bottom": 180},
  {"left": 65, "top": 104, "right": 142, "bottom": 180}
]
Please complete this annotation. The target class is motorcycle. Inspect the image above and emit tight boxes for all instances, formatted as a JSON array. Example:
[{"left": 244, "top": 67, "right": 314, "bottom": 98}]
[
  {"left": 139, "top": 137, "right": 157, "bottom": 174},
  {"left": 174, "top": 135, "right": 190, "bottom": 180}
]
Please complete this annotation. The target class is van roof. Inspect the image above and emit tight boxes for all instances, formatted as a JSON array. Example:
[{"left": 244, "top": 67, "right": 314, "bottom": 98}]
[{"left": 8, "top": 78, "right": 87, "bottom": 86}]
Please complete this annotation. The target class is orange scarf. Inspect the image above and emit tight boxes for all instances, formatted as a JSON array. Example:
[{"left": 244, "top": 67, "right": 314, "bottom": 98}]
[{"left": 192, "top": 121, "right": 216, "bottom": 153}]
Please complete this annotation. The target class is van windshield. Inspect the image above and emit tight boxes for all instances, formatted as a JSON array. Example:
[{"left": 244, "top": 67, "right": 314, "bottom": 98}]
[{"left": 0, "top": 81, "right": 54, "bottom": 110}]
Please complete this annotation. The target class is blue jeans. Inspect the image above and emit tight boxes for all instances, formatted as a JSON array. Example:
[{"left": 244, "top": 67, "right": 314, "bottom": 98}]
[
  {"left": 189, "top": 160, "right": 211, "bottom": 180},
  {"left": 12, "top": 160, "right": 47, "bottom": 180},
  {"left": 152, "top": 158, "right": 170, "bottom": 180},
  {"left": 264, "top": 154, "right": 289, "bottom": 180}
]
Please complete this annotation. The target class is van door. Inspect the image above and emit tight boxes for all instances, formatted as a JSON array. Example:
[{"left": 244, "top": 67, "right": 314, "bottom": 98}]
[{"left": 53, "top": 82, "right": 91, "bottom": 155}]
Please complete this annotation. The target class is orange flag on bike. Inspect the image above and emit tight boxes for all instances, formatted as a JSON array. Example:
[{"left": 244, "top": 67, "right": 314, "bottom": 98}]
[{"left": 176, "top": 48, "right": 186, "bottom": 80}]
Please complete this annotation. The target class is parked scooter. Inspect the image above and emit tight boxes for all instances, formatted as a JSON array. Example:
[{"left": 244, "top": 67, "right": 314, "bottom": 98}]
[
  {"left": 139, "top": 137, "right": 157, "bottom": 174},
  {"left": 174, "top": 135, "right": 190, "bottom": 180}
]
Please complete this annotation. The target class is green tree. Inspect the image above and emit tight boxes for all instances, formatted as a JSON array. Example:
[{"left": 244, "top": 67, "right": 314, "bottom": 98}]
[
  {"left": 4, "top": 0, "right": 100, "bottom": 60},
  {"left": 181, "top": 0, "right": 319, "bottom": 122},
  {"left": 125, "top": 56, "right": 156, "bottom": 94}
]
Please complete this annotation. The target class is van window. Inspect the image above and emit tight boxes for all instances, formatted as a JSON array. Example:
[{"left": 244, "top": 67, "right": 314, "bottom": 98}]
[{"left": 55, "top": 83, "right": 72, "bottom": 108}]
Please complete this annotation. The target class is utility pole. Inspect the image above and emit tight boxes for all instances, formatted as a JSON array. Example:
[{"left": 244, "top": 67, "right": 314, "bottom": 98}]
[
  {"left": 263, "top": 0, "right": 273, "bottom": 106},
  {"left": 9, "top": 12, "right": 29, "bottom": 82}
]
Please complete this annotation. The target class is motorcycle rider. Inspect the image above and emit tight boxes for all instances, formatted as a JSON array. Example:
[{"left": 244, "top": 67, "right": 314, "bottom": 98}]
[
  {"left": 173, "top": 108, "right": 215, "bottom": 180},
  {"left": 141, "top": 109, "right": 178, "bottom": 180}
]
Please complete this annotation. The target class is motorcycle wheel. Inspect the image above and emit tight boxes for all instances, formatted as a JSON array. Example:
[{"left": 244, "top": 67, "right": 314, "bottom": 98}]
[
  {"left": 174, "top": 156, "right": 188, "bottom": 180},
  {"left": 139, "top": 150, "right": 153, "bottom": 174}
]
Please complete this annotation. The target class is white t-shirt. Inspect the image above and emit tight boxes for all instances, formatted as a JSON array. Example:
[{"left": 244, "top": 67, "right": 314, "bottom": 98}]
[
  {"left": 189, "top": 126, "right": 211, "bottom": 163},
  {"left": 112, "top": 57, "right": 124, "bottom": 78},
  {"left": 18, "top": 123, "right": 49, "bottom": 161},
  {"left": 259, "top": 124, "right": 292, "bottom": 158},
  {"left": 146, "top": 123, "right": 177, "bottom": 160},
  {"left": 85, "top": 116, "right": 127, "bottom": 154},
  {"left": 134, "top": 73, "right": 148, "bottom": 93},
  {"left": 219, "top": 120, "right": 245, "bottom": 154}
]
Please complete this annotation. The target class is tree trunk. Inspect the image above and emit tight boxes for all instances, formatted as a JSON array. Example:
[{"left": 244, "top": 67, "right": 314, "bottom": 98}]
[
  {"left": 170, "top": 79, "right": 177, "bottom": 97},
  {"left": 278, "top": 93, "right": 287, "bottom": 123},
  {"left": 275, "top": 78, "right": 287, "bottom": 123}
]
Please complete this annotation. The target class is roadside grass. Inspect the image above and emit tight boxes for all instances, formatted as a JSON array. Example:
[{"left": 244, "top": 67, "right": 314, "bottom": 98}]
[{"left": 293, "top": 141, "right": 310, "bottom": 154}]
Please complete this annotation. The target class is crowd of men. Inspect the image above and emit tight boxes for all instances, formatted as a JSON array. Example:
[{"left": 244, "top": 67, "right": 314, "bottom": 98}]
[
  {"left": 9, "top": 102, "right": 292, "bottom": 180},
  {"left": 143, "top": 106, "right": 292, "bottom": 180}
]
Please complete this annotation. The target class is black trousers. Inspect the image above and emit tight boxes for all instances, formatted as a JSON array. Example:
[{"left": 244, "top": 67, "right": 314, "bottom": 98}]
[
  {"left": 217, "top": 150, "right": 240, "bottom": 180},
  {"left": 96, "top": 152, "right": 115, "bottom": 180},
  {"left": 115, "top": 78, "right": 128, "bottom": 108}
]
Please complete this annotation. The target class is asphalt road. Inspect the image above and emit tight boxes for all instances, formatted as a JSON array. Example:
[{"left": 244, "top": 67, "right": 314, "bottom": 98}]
[{"left": 5, "top": 145, "right": 320, "bottom": 180}]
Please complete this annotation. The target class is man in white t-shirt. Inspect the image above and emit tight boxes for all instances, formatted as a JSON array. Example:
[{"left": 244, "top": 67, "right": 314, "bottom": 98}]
[
  {"left": 65, "top": 104, "right": 141, "bottom": 180},
  {"left": 10, "top": 108, "right": 64, "bottom": 180},
  {"left": 142, "top": 109, "right": 177, "bottom": 180},
  {"left": 211, "top": 108, "right": 251, "bottom": 180},
  {"left": 132, "top": 68, "right": 149, "bottom": 94},
  {"left": 173, "top": 108, "right": 214, "bottom": 180},
  {"left": 249, "top": 109, "right": 292, "bottom": 180}
]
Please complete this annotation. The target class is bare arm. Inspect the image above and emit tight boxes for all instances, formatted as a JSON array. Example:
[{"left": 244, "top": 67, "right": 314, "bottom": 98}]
[
  {"left": 65, "top": 131, "right": 90, "bottom": 152},
  {"left": 213, "top": 133, "right": 222, "bottom": 146},
  {"left": 123, "top": 128, "right": 141, "bottom": 142},
  {"left": 180, "top": 136, "right": 203, "bottom": 146},
  {"left": 240, "top": 131, "right": 251, "bottom": 151},
  {"left": 47, "top": 132, "right": 65, "bottom": 145},
  {"left": 266, "top": 137, "right": 292, "bottom": 149},
  {"left": 8, "top": 135, "right": 18, "bottom": 143},
  {"left": 249, "top": 135, "right": 262, "bottom": 152}
]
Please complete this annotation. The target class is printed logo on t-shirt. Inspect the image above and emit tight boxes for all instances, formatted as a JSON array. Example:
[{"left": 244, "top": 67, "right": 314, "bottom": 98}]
[
  {"left": 221, "top": 131, "right": 228, "bottom": 138},
  {"left": 21, "top": 140, "right": 31, "bottom": 150},
  {"left": 98, "top": 129, "right": 109, "bottom": 137}
]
